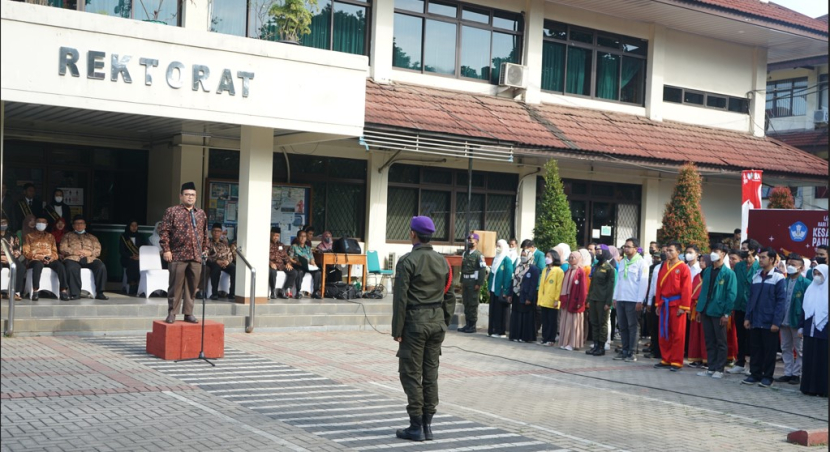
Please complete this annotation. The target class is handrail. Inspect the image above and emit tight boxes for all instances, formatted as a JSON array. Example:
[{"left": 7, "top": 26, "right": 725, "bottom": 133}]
[
  {"left": 235, "top": 247, "right": 257, "bottom": 333},
  {"left": 2, "top": 239, "right": 18, "bottom": 337}
]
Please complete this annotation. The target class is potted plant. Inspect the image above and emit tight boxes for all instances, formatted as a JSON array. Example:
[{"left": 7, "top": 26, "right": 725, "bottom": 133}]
[{"left": 268, "top": 0, "right": 319, "bottom": 44}]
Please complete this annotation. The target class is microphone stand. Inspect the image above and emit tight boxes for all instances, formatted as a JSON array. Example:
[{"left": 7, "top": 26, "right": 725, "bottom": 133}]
[{"left": 176, "top": 244, "right": 215, "bottom": 366}]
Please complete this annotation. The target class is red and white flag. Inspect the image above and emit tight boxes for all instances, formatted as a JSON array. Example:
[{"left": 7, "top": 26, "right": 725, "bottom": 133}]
[{"left": 741, "top": 170, "right": 763, "bottom": 242}]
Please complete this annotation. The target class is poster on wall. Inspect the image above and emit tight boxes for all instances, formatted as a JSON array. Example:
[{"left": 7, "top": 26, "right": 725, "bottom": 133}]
[
  {"left": 58, "top": 188, "right": 84, "bottom": 206},
  {"left": 205, "top": 179, "right": 310, "bottom": 244}
]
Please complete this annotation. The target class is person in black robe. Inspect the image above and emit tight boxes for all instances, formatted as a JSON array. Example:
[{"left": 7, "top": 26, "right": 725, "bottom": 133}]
[
  {"left": 44, "top": 188, "right": 73, "bottom": 229},
  {"left": 799, "top": 264, "right": 828, "bottom": 397},
  {"left": 509, "top": 250, "right": 540, "bottom": 343},
  {"left": 120, "top": 220, "right": 147, "bottom": 295}
]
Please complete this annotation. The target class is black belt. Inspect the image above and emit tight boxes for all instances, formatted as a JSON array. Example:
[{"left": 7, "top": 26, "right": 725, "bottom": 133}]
[{"left": 407, "top": 302, "right": 442, "bottom": 310}]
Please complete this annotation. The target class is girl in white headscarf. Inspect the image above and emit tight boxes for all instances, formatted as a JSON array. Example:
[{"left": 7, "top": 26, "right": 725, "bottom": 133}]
[
  {"left": 487, "top": 240, "right": 513, "bottom": 337},
  {"left": 555, "top": 243, "right": 572, "bottom": 272},
  {"left": 799, "top": 264, "right": 828, "bottom": 397}
]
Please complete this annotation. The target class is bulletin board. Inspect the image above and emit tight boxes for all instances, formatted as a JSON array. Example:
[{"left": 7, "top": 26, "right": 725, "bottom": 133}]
[{"left": 204, "top": 179, "right": 311, "bottom": 245}]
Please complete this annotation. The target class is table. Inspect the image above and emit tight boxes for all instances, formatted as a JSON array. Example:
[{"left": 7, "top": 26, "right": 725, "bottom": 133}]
[{"left": 316, "top": 253, "right": 368, "bottom": 292}]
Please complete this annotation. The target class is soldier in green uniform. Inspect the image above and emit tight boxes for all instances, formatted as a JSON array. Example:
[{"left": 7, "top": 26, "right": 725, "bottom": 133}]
[
  {"left": 586, "top": 248, "right": 616, "bottom": 356},
  {"left": 458, "top": 233, "right": 486, "bottom": 333},
  {"left": 392, "top": 216, "right": 456, "bottom": 442}
]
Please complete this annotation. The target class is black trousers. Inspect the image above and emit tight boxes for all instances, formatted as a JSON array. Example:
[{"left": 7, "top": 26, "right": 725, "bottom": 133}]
[
  {"left": 64, "top": 259, "right": 107, "bottom": 297},
  {"left": 702, "top": 314, "right": 728, "bottom": 372},
  {"left": 647, "top": 306, "right": 661, "bottom": 357},
  {"left": 749, "top": 328, "right": 779, "bottom": 381},
  {"left": 3, "top": 257, "right": 27, "bottom": 294},
  {"left": 734, "top": 310, "right": 750, "bottom": 366},
  {"left": 488, "top": 292, "right": 509, "bottom": 336},
  {"left": 28, "top": 260, "right": 68, "bottom": 291},
  {"left": 269, "top": 268, "right": 298, "bottom": 293},
  {"left": 207, "top": 261, "right": 236, "bottom": 296},
  {"left": 121, "top": 257, "right": 140, "bottom": 285},
  {"left": 540, "top": 307, "right": 559, "bottom": 343},
  {"left": 296, "top": 269, "right": 321, "bottom": 293}
]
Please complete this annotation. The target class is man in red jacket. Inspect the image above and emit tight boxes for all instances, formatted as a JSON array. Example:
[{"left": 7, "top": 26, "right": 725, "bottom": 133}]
[{"left": 654, "top": 240, "right": 693, "bottom": 371}]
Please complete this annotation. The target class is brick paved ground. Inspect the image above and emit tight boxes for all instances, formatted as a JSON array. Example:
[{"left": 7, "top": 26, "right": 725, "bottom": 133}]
[{"left": 1, "top": 327, "right": 827, "bottom": 451}]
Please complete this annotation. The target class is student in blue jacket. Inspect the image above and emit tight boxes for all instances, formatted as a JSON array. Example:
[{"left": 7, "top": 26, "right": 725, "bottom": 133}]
[{"left": 742, "top": 247, "right": 786, "bottom": 388}]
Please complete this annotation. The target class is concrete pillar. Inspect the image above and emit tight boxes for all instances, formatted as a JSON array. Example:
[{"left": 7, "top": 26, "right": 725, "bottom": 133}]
[
  {"left": 645, "top": 24, "right": 667, "bottom": 121},
  {"left": 642, "top": 178, "right": 662, "bottom": 246},
  {"left": 521, "top": 0, "right": 545, "bottom": 104},
  {"left": 750, "top": 46, "right": 769, "bottom": 137},
  {"left": 181, "top": 0, "right": 211, "bottom": 31},
  {"left": 370, "top": 0, "right": 394, "bottom": 84},
  {"left": 516, "top": 170, "right": 538, "bottom": 241},
  {"left": 1, "top": 101, "right": 4, "bottom": 193},
  {"left": 146, "top": 142, "right": 205, "bottom": 225},
  {"left": 236, "top": 126, "right": 273, "bottom": 304},
  {"left": 365, "top": 152, "right": 389, "bottom": 263}
]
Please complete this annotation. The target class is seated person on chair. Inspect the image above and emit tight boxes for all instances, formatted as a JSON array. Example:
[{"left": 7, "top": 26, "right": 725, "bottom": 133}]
[
  {"left": 269, "top": 227, "right": 298, "bottom": 299},
  {"left": 1, "top": 217, "right": 25, "bottom": 300},
  {"left": 316, "top": 230, "right": 334, "bottom": 253},
  {"left": 51, "top": 218, "right": 67, "bottom": 249},
  {"left": 207, "top": 223, "right": 236, "bottom": 300},
  {"left": 60, "top": 215, "right": 109, "bottom": 300},
  {"left": 290, "top": 229, "right": 322, "bottom": 299},
  {"left": 22, "top": 217, "right": 69, "bottom": 301},
  {"left": 120, "top": 220, "right": 147, "bottom": 296}
]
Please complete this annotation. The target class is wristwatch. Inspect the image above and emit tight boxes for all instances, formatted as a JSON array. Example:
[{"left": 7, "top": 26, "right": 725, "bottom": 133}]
[{"left": 723, "top": 314, "right": 730, "bottom": 319}]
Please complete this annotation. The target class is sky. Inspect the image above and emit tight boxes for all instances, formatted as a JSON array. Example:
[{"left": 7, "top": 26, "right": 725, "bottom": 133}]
[{"left": 772, "top": 0, "right": 828, "bottom": 18}]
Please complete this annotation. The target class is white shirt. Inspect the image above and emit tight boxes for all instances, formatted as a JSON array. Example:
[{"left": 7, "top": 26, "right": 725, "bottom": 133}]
[
  {"left": 689, "top": 261, "right": 701, "bottom": 279},
  {"left": 614, "top": 255, "right": 650, "bottom": 303},
  {"left": 648, "top": 262, "right": 662, "bottom": 306}
]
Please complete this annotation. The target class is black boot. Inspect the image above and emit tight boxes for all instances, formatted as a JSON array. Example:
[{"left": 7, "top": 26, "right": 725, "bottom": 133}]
[
  {"left": 463, "top": 322, "right": 476, "bottom": 333},
  {"left": 592, "top": 342, "right": 606, "bottom": 356},
  {"left": 457, "top": 321, "right": 470, "bottom": 333},
  {"left": 585, "top": 342, "right": 597, "bottom": 355},
  {"left": 396, "top": 415, "right": 425, "bottom": 441},
  {"left": 422, "top": 413, "right": 434, "bottom": 441}
]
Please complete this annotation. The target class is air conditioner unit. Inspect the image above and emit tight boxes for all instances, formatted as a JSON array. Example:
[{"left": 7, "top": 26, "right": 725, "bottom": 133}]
[
  {"left": 813, "top": 109, "right": 829, "bottom": 124},
  {"left": 499, "top": 63, "right": 528, "bottom": 89}
]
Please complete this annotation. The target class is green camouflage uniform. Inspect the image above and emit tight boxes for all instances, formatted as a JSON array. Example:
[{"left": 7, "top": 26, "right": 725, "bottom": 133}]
[
  {"left": 460, "top": 248, "right": 486, "bottom": 324},
  {"left": 392, "top": 244, "right": 456, "bottom": 417}
]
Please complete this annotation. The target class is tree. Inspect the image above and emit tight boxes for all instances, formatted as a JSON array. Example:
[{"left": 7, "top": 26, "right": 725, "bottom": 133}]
[
  {"left": 767, "top": 186, "right": 795, "bottom": 209},
  {"left": 269, "top": 0, "right": 319, "bottom": 42},
  {"left": 658, "top": 163, "right": 710, "bottom": 253},
  {"left": 533, "top": 159, "right": 577, "bottom": 253}
]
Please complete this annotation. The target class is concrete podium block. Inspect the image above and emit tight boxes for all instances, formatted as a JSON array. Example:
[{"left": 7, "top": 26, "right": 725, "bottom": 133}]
[
  {"left": 787, "top": 429, "right": 828, "bottom": 447},
  {"left": 146, "top": 320, "right": 225, "bottom": 360}
]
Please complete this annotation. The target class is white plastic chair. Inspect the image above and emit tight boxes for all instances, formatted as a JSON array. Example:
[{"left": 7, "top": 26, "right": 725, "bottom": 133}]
[
  {"left": 205, "top": 271, "right": 232, "bottom": 298},
  {"left": 121, "top": 269, "right": 129, "bottom": 293},
  {"left": 1, "top": 268, "right": 9, "bottom": 292},
  {"left": 25, "top": 268, "right": 60, "bottom": 299},
  {"left": 301, "top": 273, "right": 313, "bottom": 293},
  {"left": 80, "top": 268, "right": 97, "bottom": 298},
  {"left": 138, "top": 245, "right": 169, "bottom": 299}
]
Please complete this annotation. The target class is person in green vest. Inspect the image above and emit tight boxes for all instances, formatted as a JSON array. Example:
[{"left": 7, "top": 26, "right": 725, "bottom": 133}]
[
  {"left": 458, "top": 233, "right": 487, "bottom": 333},
  {"left": 777, "top": 253, "right": 810, "bottom": 384},
  {"left": 392, "top": 216, "right": 455, "bottom": 442},
  {"left": 727, "top": 239, "right": 761, "bottom": 375},
  {"left": 695, "top": 243, "right": 737, "bottom": 378}
]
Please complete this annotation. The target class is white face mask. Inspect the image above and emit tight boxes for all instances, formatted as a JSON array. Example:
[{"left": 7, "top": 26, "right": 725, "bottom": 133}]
[
  {"left": 35, "top": 223, "right": 47, "bottom": 232},
  {"left": 545, "top": 257, "right": 553, "bottom": 265},
  {"left": 710, "top": 252, "right": 720, "bottom": 262},
  {"left": 685, "top": 253, "right": 696, "bottom": 262},
  {"left": 813, "top": 275, "right": 825, "bottom": 286},
  {"left": 54, "top": 196, "right": 63, "bottom": 203},
  {"left": 786, "top": 265, "right": 798, "bottom": 275},
  {"left": 520, "top": 255, "right": 529, "bottom": 264}
]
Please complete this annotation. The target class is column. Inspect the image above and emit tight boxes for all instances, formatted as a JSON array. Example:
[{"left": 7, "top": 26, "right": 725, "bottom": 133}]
[
  {"left": 521, "top": 0, "right": 545, "bottom": 104},
  {"left": 750, "top": 46, "right": 768, "bottom": 137},
  {"left": 181, "top": 0, "right": 211, "bottom": 31},
  {"left": 645, "top": 24, "right": 667, "bottom": 121},
  {"left": 370, "top": 0, "right": 394, "bottom": 84},
  {"left": 641, "top": 178, "right": 661, "bottom": 246},
  {"left": 1, "top": 101, "right": 4, "bottom": 194},
  {"left": 365, "top": 152, "right": 389, "bottom": 261},
  {"left": 516, "top": 170, "right": 537, "bottom": 242},
  {"left": 236, "top": 126, "right": 274, "bottom": 304},
  {"left": 146, "top": 141, "right": 205, "bottom": 227}
]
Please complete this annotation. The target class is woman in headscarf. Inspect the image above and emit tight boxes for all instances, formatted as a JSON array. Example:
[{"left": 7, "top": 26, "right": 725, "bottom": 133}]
[
  {"left": 537, "top": 249, "right": 564, "bottom": 346},
  {"left": 120, "top": 220, "right": 147, "bottom": 295},
  {"left": 799, "top": 264, "right": 828, "bottom": 397},
  {"left": 579, "top": 248, "right": 594, "bottom": 342},
  {"left": 43, "top": 188, "right": 72, "bottom": 228},
  {"left": 488, "top": 239, "right": 513, "bottom": 338},
  {"left": 688, "top": 254, "right": 710, "bottom": 369},
  {"left": 148, "top": 221, "right": 162, "bottom": 247},
  {"left": 608, "top": 245, "right": 622, "bottom": 347},
  {"left": 554, "top": 243, "right": 572, "bottom": 273},
  {"left": 560, "top": 251, "right": 588, "bottom": 351},
  {"left": 17, "top": 214, "right": 37, "bottom": 244},
  {"left": 509, "top": 248, "right": 540, "bottom": 343}
]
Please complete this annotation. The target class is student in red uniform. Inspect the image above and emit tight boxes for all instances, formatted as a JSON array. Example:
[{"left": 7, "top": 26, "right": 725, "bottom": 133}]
[{"left": 654, "top": 241, "right": 693, "bottom": 371}]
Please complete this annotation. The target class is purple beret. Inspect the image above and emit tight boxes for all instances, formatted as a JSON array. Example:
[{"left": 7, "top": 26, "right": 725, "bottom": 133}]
[
  {"left": 600, "top": 244, "right": 609, "bottom": 251},
  {"left": 410, "top": 216, "right": 435, "bottom": 235},
  {"left": 468, "top": 233, "right": 480, "bottom": 241}
]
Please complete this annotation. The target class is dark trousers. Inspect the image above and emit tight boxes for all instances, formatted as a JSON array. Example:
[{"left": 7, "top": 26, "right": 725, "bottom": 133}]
[
  {"left": 296, "top": 269, "right": 321, "bottom": 293},
  {"left": 269, "top": 268, "right": 298, "bottom": 293},
  {"left": 540, "top": 307, "right": 559, "bottom": 343},
  {"left": 702, "top": 314, "right": 728, "bottom": 372},
  {"left": 27, "top": 259, "right": 67, "bottom": 291},
  {"left": 207, "top": 261, "right": 236, "bottom": 296},
  {"left": 168, "top": 261, "right": 201, "bottom": 316},
  {"left": 398, "top": 321, "right": 445, "bottom": 417},
  {"left": 3, "top": 257, "right": 26, "bottom": 293},
  {"left": 461, "top": 280, "right": 479, "bottom": 324},
  {"left": 749, "top": 328, "right": 779, "bottom": 381},
  {"left": 734, "top": 310, "right": 749, "bottom": 366},
  {"left": 588, "top": 302, "right": 610, "bottom": 345},
  {"left": 616, "top": 301, "right": 640, "bottom": 355},
  {"left": 488, "top": 292, "right": 508, "bottom": 335},
  {"left": 610, "top": 308, "right": 617, "bottom": 340},
  {"left": 64, "top": 259, "right": 107, "bottom": 297},
  {"left": 121, "top": 257, "right": 140, "bottom": 285}
]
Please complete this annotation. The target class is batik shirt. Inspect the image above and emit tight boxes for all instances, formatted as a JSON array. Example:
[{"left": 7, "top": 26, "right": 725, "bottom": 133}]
[{"left": 159, "top": 204, "right": 209, "bottom": 262}]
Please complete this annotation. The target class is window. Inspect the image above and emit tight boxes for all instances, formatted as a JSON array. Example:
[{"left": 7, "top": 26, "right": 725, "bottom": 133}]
[
  {"left": 541, "top": 21, "right": 647, "bottom": 105},
  {"left": 393, "top": 0, "right": 523, "bottom": 84},
  {"left": 37, "top": 0, "right": 180, "bottom": 24},
  {"left": 663, "top": 85, "right": 748, "bottom": 113},
  {"left": 386, "top": 165, "right": 517, "bottom": 243},
  {"left": 819, "top": 74, "right": 828, "bottom": 111},
  {"left": 766, "top": 77, "right": 808, "bottom": 118}
]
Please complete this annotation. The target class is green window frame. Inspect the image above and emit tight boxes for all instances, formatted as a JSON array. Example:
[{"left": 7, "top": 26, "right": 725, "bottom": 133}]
[{"left": 541, "top": 20, "right": 647, "bottom": 106}]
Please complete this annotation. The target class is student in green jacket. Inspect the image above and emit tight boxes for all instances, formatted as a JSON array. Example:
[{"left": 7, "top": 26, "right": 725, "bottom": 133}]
[
  {"left": 695, "top": 244, "right": 737, "bottom": 378},
  {"left": 777, "top": 254, "right": 811, "bottom": 384}
]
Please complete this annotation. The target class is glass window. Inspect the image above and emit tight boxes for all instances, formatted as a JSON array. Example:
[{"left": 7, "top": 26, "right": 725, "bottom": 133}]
[
  {"left": 706, "top": 95, "right": 726, "bottom": 109},
  {"left": 462, "top": 6, "right": 488, "bottom": 24},
  {"left": 543, "top": 21, "right": 567, "bottom": 40},
  {"left": 684, "top": 91, "right": 704, "bottom": 105},
  {"left": 565, "top": 47, "right": 592, "bottom": 96},
  {"left": 387, "top": 188, "right": 418, "bottom": 240},
  {"left": 428, "top": 0, "right": 456, "bottom": 17},
  {"left": 393, "top": 14, "right": 423, "bottom": 70},
  {"left": 597, "top": 35, "right": 621, "bottom": 50},
  {"left": 492, "top": 10, "right": 519, "bottom": 31},
  {"left": 728, "top": 96, "right": 748, "bottom": 113},
  {"left": 666, "top": 85, "right": 748, "bottom": 114},
  {"left": 85, "top": 0, "right": 130, "bottom": 18},
  {"left": 541, "top": 41, "right": 565, "bottom": 92},
  {"left": 301, "top": 0, "right": 332, "bottom": 49},
  {"left": 135, "top": 0, "right": 179, "bottom": 24},
  {"left": 389, "top": 164, "right": 420, "bottom": 184},
  {"left": 820, "top": 74, "right": 828, "bottom": 111},
  {"left": 333, "top": 2, "right": 368, "bottom": 55},
  {"left": 420, "top": 190, "right": 450, "bottom": 240},
  {"left": 423, "top": 169, "right": 452, "bottom": 185},
  {"left": 620, "top": 57, "right": 644, "bottom": 104},
  {"left": 663, "top": 86, "right": 682, "bottom": 103},
  {"left": 211, "top": 0, "right": 247, "bottom": 36},
  {"left": 455, "top": 193, "right": 484, "bottom": 240},
  {"left": 396, "top": 0, "right": 423, "bottom": 13},
  {"left": 766, "top": 77, "right": 808, "bottom": 118},
  {"left": 461, "top": 26, "right": 491, "bottom": 80},
  {"left": 595, "top": 52, "right": 620, "bottom": 100},
  {"left": 570, "top": 29, "right": 593, "bottom": 44},
  {"left": 424, "top": 20, "right": 457, "bottom": 75},
  {"left": 491, "top": 32, "right": 520, "bottom": 84}
]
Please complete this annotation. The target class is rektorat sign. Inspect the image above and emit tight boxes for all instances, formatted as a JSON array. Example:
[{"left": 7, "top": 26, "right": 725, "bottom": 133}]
[{"left": 57, "top": 47, "right": 254, "bottom": 97}]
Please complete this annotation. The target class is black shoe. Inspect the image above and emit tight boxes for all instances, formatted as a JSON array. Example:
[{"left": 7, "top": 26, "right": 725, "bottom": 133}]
[
  {"left": 775, "top": 375, "right": 792, "bottom": 383},
  {"left": 269, "top": 289, "right": 276, "bottom": 300},
  {"left": 227, "top": 294, "right": 235, "bottom": 299},
  {"left": 278, "top": 289, "right": 289, "bottom": 299},
  {"left": 312, "top": 291, "right": 322, "bottom": 299},
  {"left": 183, "top": 315, "right": 198, "bottom": 324},
  {"left": 61, "top": 292, "right": 71, "bottom": 301},
  {"left": 591, "top": 343, "right": 606, "bottom": 356},
  {"left": 463, "top": 323, "right": 476, "bottom": 333},
  {"left": 422, "top": 413, "right": 434, "bottom": 441},
  {"left": 294, "top": 292, "right": 303, "bottom": 300},
  {"left": 457, "top": 322, "right": 470, "bottom": 333},
  {"left": 585, "top": 342, "right": 598, "bottom": 355},
  {"left": 69, "top": 295, "right": 80, "bottom": 300},
  {"left": 165, "top": 313, "right": 175, "bottom": 324},
  {"left": 32, "top": 291, "right": 40, "bottom": 301},
  {"left": 210, "top": 294, "right": 219, "bottom": 300},
  {"left": 95, "top": 293, "right": 109, "bottom": 300},
  {"left": 613, "top": 352, "right": 626, "bottom": 360},
  {"left": 654, "top": 362, "right": 671, "bottom": 369},
  {"left": 395, "top": 415, "right": 425, "bottom": 441},
  {"left": 788, "top": 376, "right": 801, "bottom": 385}
]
